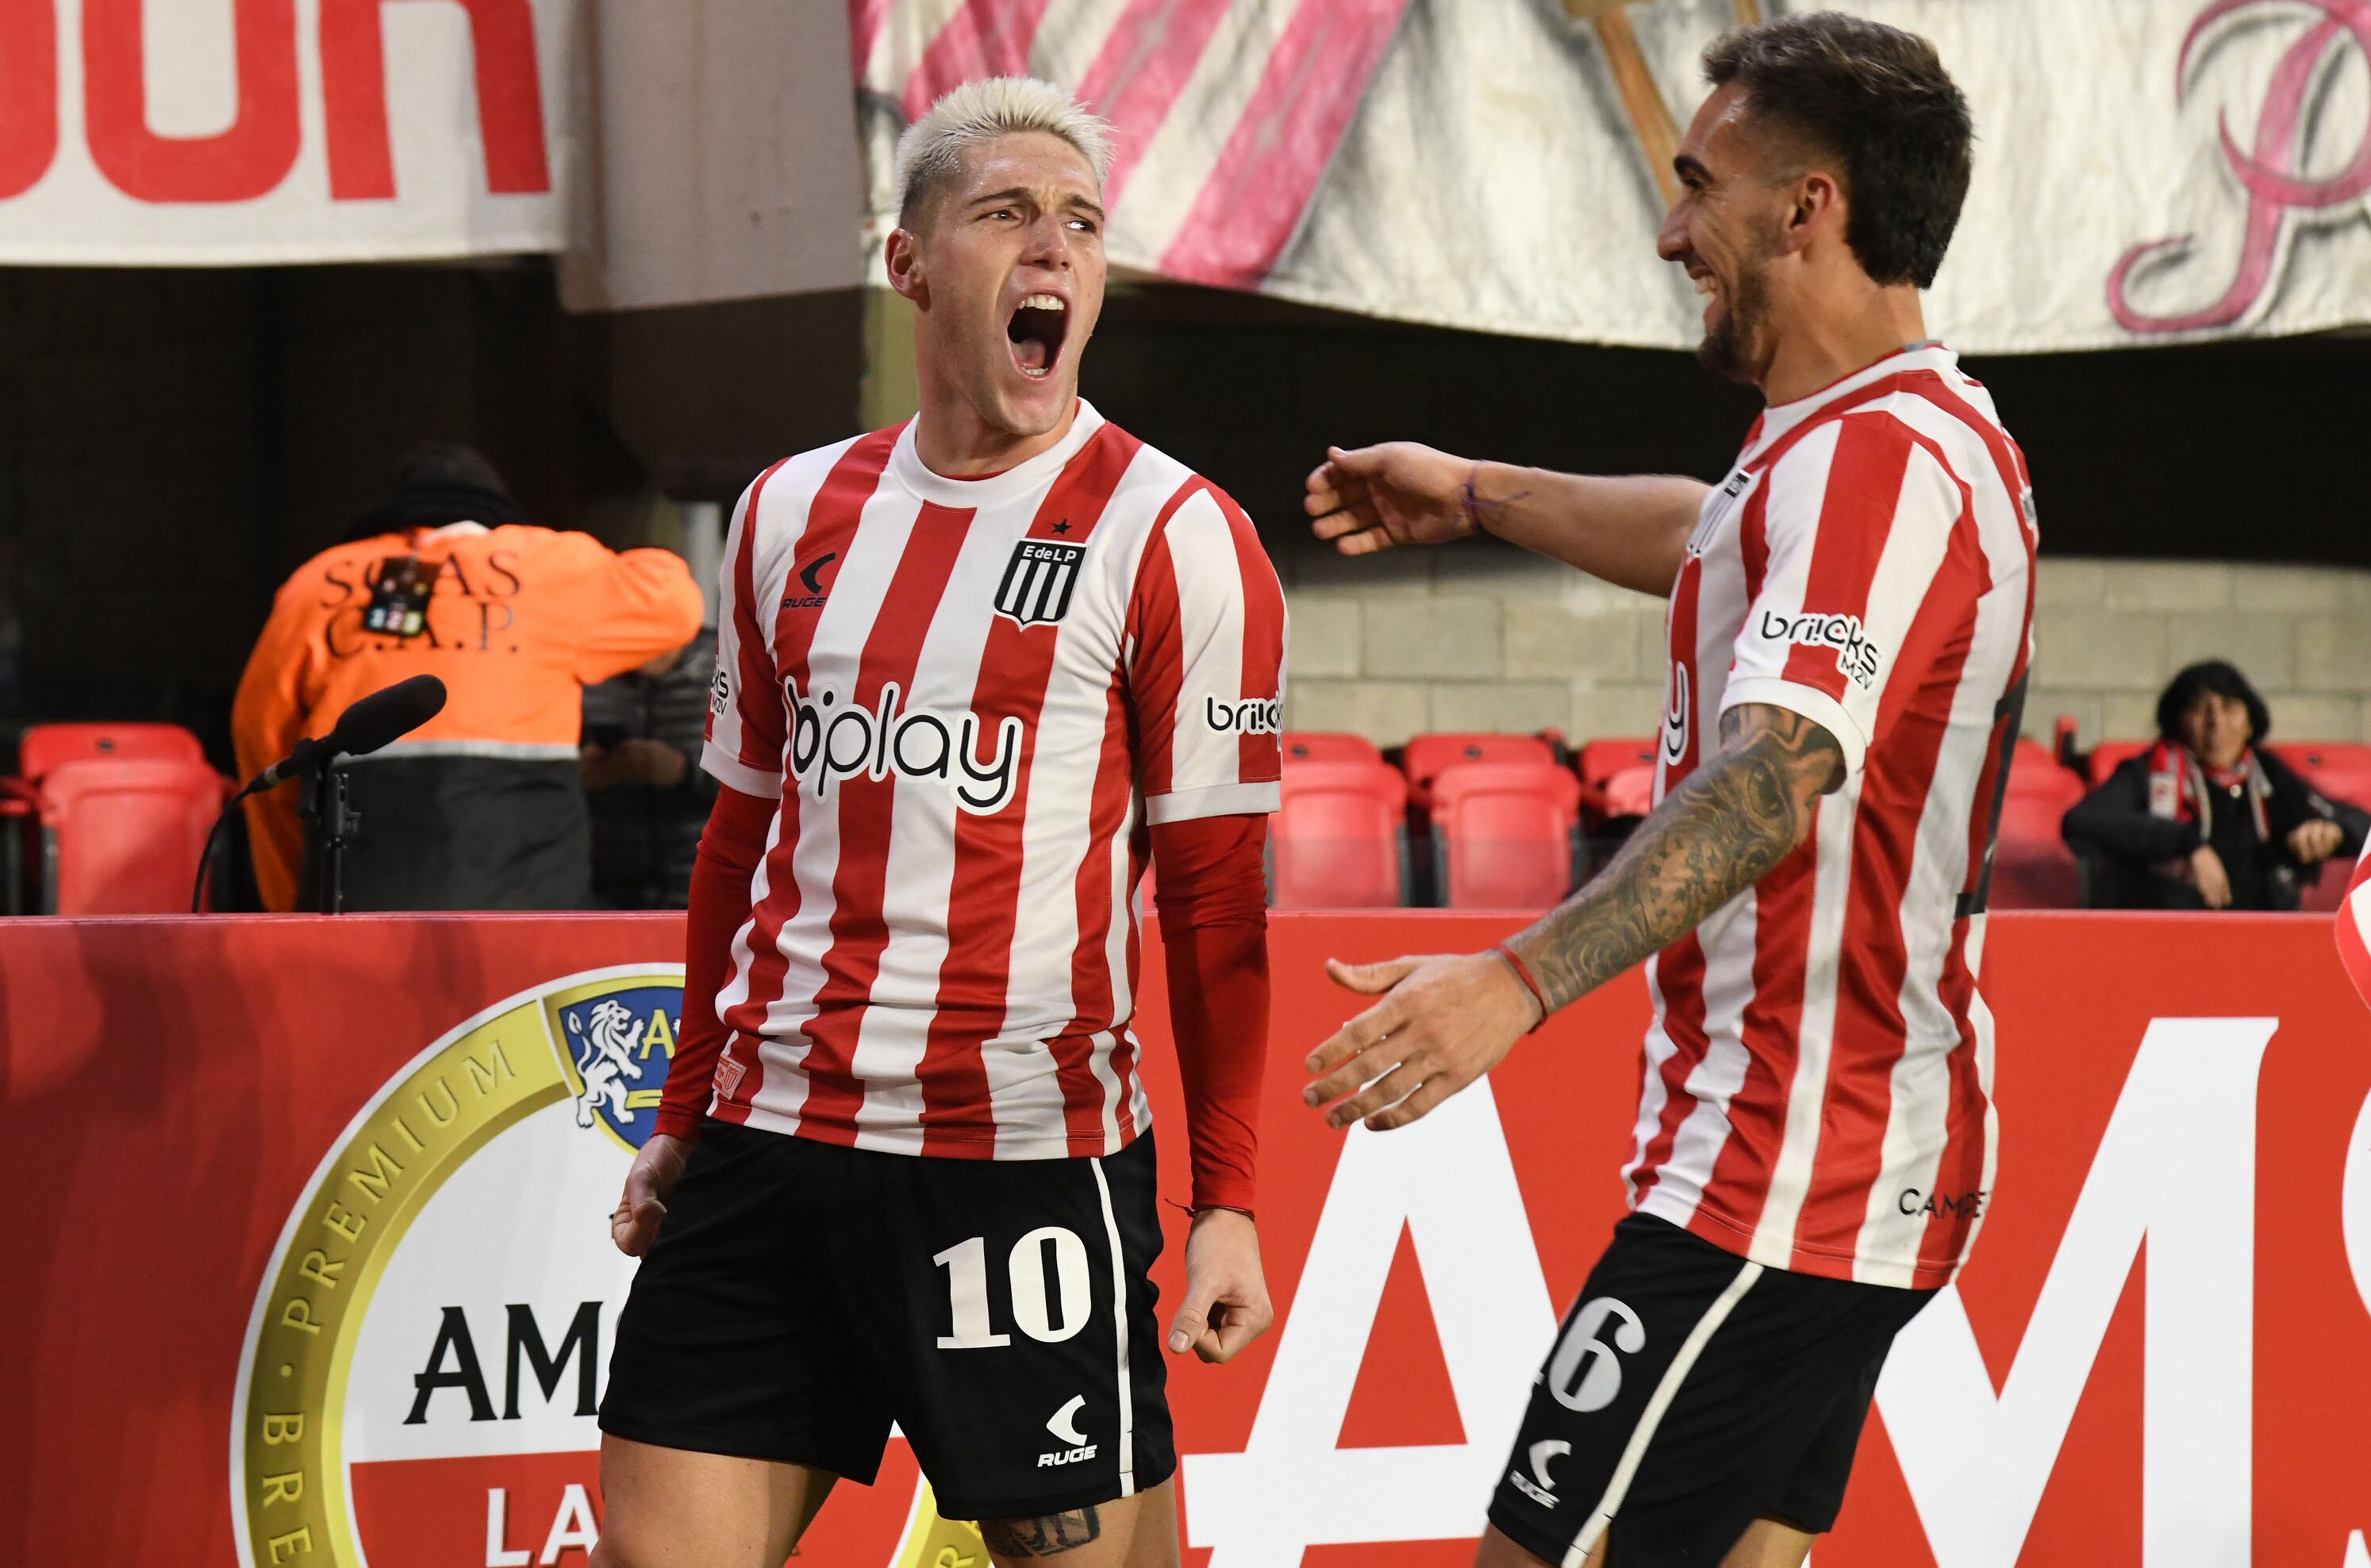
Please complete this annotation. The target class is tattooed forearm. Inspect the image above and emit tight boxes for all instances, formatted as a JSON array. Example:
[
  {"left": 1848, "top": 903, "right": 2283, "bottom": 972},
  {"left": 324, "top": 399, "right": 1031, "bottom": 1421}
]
[
  {"left": 1508, "top": 704, "right": 1844, "bottom": 1011},
  {"left": 979, "top": 1507, "right": 1104, "bottom": 1557}
]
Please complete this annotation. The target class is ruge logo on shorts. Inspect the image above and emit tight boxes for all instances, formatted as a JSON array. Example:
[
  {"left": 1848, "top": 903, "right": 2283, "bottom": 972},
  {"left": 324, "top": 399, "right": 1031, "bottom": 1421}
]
[{"left": 786, "top": 678, "right": 1023, "bottom": 813}]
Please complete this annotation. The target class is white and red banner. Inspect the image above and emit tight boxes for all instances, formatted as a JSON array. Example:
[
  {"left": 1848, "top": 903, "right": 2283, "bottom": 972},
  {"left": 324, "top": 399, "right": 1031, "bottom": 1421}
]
[
  {"left": 854, "top": 0, "right": 2371, "bottom": 352},
  {"left": 0, "top": 0, "right": 578, "bottom": 264},
  {"left": 5, "top": 909, "right": 2370, "bottom": 1566}
]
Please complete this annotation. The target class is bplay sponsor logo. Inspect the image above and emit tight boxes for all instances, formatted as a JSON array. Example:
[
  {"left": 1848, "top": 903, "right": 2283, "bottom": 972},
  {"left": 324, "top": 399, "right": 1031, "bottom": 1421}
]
[
  {"left": 1756, "top": 609, "right": 1883, "bottom": 690},
  {"left": 1205, "top": 695, "right": 1282, "bottom": 736},
  {"left": 786, "top": 678, "right": 1023, "bottom": 813}
]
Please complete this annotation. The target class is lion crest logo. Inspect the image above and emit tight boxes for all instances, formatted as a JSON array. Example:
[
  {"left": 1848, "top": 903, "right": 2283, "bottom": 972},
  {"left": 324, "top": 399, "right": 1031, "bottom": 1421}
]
[{"left": 547, "top": 982, "right": 681, "bottom": 1151}]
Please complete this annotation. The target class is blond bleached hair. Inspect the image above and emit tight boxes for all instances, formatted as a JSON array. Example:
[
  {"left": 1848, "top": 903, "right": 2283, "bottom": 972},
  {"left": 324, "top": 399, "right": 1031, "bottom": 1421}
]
[{"left": 893, "top": 76, "right": 1115, "bottom": 231}]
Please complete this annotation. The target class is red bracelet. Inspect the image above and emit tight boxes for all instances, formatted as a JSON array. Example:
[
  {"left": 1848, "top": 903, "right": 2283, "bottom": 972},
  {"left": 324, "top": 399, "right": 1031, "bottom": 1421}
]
[{"left": 1491, "top": 941, "right": 1551, "bottom": 1032}]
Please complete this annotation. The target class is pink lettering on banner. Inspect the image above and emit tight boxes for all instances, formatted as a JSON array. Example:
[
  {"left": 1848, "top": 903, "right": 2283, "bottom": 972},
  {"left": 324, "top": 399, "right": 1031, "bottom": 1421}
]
[
  {"left": 2109, "top": 0, "right": 2371, "bottom": 334},
  {"left": 0, "top": 0, "right": 59, "bottom": 201},
  {"left": 83, "top": 0, "right": 302, "bottom": 204}
]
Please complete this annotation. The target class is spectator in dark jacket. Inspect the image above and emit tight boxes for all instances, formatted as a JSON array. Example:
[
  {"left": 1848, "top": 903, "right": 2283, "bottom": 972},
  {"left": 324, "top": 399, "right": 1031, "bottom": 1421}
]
[
  {"left": 2063, "top": 660, "right": 2368, "bottom": 910},
  {"left": 582, "top": 626, "right": 719, "bottom": 908}
]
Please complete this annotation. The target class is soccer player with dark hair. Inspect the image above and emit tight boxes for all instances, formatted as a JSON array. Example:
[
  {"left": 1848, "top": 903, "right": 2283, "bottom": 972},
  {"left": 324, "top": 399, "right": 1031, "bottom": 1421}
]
[
  {"left": 594, "top": 78, "right": 1284, "bottom": 1567},
  {"left": 1305, "top": 17, "right": 2029, "bottom": 1566}
]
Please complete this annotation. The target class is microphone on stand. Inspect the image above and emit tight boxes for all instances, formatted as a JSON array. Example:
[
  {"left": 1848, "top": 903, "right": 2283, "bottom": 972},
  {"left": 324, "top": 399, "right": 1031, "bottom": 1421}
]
[
  {"left": 237, "top": 674, "right": 449, "bottom": 798},
  {"left": 195, "top": 675, "right": 449, "bottom": 913}
]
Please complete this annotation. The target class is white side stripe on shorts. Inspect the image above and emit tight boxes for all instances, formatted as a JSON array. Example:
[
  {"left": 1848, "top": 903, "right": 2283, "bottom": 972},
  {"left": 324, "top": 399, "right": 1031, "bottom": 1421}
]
[
  {"left": 1089, "top": 1156, "right": 1136, "bottom": 1497},
  {"left": 1563, "top": 1259, "right": 1766, "bottom": 1567}
]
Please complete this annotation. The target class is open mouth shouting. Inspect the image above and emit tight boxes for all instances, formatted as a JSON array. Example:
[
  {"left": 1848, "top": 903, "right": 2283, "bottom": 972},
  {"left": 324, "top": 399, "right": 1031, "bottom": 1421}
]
[{"left": 1006, "top": 291, "right": 1070, "bottom": 379}]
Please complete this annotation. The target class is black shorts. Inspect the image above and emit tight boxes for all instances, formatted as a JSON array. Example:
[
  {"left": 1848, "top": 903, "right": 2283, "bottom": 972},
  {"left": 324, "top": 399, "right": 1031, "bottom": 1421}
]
[
  {"left": 1488, "top": 1213, "right": 1935, "bottom": 1567},
  {"left": 600, "top": 1121, "right": 1174, "bottom": 1523}
]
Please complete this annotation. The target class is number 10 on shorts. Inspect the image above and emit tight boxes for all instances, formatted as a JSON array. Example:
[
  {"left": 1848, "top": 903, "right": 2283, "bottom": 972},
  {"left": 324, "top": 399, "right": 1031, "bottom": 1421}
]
[{"left": 933, "top": 1228, "right": 1094, "bottom": 1349}]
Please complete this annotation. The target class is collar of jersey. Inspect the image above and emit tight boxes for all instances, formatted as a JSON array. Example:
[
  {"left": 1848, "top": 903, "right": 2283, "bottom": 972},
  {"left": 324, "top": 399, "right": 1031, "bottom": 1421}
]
[
  {"left": 886, "top": 399, "right": 1106, "bottom": 509},
  {"left": 1748, "top": 341, "right": 1958, "bottom": 457}
]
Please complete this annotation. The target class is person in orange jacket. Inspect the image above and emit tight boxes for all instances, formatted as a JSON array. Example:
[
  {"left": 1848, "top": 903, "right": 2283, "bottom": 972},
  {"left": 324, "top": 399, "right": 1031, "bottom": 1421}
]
[{"left": 233, "top": 445, "right": 704, "bottom": 912}]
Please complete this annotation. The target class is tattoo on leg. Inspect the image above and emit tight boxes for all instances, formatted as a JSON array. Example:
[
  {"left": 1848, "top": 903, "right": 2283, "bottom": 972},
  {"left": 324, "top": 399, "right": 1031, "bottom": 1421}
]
[{"left": 980, "top": 1507, "right": 1104, "bottom": 1557}]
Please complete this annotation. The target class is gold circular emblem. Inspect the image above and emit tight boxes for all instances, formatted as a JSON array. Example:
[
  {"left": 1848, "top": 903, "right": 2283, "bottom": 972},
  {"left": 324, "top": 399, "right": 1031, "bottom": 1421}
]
[{"left": 231, "top": 967, "right": 981, "bottom": 1566}]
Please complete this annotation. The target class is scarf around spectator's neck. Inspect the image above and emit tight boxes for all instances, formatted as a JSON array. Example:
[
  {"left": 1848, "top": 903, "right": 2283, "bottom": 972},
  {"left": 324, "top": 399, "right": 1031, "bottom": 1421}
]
[{"left": 2146, "top": 739, "right": 2271, "bottom": 841}]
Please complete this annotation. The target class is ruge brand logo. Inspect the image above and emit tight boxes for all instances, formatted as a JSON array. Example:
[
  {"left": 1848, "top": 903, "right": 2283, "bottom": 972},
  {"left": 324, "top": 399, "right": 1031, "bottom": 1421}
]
[
  {"left": 786, "top": 678, "right": 1022, "bottom": 812},
  {"left": 1758, "top": 609, "right": 1882, "bottom": 690},
  {"left": 782, "top": 551, "right": 836, "bottom": 610},
  {"left": 1205, "top": 695, "right": 1282, "bottom": 735}
]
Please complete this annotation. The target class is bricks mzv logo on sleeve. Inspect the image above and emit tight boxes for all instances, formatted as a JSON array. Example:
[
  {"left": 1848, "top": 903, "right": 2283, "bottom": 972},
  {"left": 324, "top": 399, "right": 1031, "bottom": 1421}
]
[
  {"left": 230, "top": 969, "right": 982, "bottom": 1568},
  {"left": 1755, "top": 609, "right": 1884, "bottom": 690}
]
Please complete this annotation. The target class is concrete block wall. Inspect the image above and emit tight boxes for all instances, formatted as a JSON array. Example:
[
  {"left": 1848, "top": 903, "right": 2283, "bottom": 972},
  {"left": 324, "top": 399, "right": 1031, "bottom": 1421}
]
[{"left": 1278, "top": 536, "right": 2371, "bottom": 748}]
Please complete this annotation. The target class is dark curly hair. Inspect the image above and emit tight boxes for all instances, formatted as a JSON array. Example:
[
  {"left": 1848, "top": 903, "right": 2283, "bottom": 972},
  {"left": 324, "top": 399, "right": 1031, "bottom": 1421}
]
[
  {"left": 1703, "top": 13, "right": 1974, "bottom": 290},
  {"left": 2156, "top": 660, "right": 2272, "bottom": 747}
]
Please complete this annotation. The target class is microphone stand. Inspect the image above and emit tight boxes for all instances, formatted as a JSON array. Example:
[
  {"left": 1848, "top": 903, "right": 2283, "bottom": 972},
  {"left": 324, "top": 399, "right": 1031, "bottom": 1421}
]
[
  {"left": 299, "top": 760, "right": 359, "bottom": 916},
  {"left": 190, "top": 749, "right": 361, "bottom": 915}
]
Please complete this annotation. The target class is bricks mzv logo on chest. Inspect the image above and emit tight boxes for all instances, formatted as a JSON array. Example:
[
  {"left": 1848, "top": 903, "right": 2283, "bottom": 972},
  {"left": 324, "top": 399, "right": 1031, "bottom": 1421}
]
[{"left": 994, "top": 539, "right": 1086, "bottom": 628}]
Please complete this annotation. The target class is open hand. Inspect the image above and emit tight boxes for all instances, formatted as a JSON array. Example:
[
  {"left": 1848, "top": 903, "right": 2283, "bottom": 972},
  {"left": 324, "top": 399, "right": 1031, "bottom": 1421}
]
[
  {"left": 1305, "top": 443, "right": 1478, "bottom": 556},
  {"left": 609, "top": 1132, "right": 690, "bottom": 1256},
  {"left": 1303, "top": 951, "right": 1542, "bottom": 1132},
  {"left": 1167, "top": 1209, "right": 1273, "bottom": 1363}
]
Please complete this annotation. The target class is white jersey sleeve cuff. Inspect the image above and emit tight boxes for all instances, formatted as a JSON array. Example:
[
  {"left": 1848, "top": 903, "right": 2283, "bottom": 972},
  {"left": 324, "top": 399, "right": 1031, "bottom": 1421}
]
[
  {"left": 1717, "top": 677, "right": 1870, "bottom": 778},
  {"left": 1144, "top": 779, "right": 1281, "bottom": 824},
  {"left": 701, "top": 741, "right": 783, "bottom": 799}
]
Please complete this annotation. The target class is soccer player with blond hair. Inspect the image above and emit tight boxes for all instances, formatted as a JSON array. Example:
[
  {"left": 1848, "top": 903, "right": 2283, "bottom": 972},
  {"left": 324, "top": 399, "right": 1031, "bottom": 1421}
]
[{"left": 593, "top": 78, "right": 1286, "bottom": 1566}]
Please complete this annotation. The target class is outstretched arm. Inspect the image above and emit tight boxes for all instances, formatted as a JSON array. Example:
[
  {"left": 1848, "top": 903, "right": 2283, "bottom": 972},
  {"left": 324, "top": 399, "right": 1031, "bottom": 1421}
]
[
  {"left": 1508, "top": 703, "right": 1843, "bottom": 1011},
  {"left": 1302, "top": 704, "right": 1844, "bottom": 1132},
  {"left": 1305, "top": 442, "right": 1709, "bottom": 598}
]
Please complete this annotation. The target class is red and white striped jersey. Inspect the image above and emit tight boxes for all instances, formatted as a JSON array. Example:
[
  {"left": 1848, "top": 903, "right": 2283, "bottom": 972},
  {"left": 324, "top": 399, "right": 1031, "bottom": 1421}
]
[
  {"left": 1629, "top": 344, "right": 2039, "bottom": 1290},
  {"left": 699, "top": 402, "right": 1286, "bottom": 1161}
]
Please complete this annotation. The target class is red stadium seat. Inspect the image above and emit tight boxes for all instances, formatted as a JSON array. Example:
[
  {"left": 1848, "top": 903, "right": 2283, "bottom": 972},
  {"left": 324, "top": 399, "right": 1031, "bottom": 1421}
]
[
  {"left": 2273, "top": 745, "right": 2371, "bottom": 913},
  {"left": 1282, "top": 732, "right": 1385, "bottom": 767},
  {"left": 1431, "top": 762, "right": 1584, "bottom": 909},
  {"left": 2088, "top": 740, "right": 2148, "bottom": 786},
  {"left": 30, "top": 756, "right": 228, "bottom": 914},
  {"left": 1402, "top": 732, "right": 1554, "bottom": 809},
  {"left": 2272, "top": 743, "right": 2371, "bottom": 811},
  {"left": 1989, "top": 744, "right": 2085, "bottom": 909},
  {"left": 15, "top": 721, "right": 206, "bottom": 781},
  {"left": 2298, "top": 859, "right": 2351, "bottom": 913},
  {"left": 1575, "top": 736, "right": 1658, "bottom": 825},
  {"left": 1272, "top": 760, "right": 1409, "bottom": 909},
  {"left": 1577, "top": 737, "right": 1656, "bottom": 788}
]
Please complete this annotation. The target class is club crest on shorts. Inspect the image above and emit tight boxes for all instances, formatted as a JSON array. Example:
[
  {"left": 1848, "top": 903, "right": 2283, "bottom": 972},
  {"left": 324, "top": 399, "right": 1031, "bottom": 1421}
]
[{"left": 994, "top": 538, "right": 1086, "bottom": 628}]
